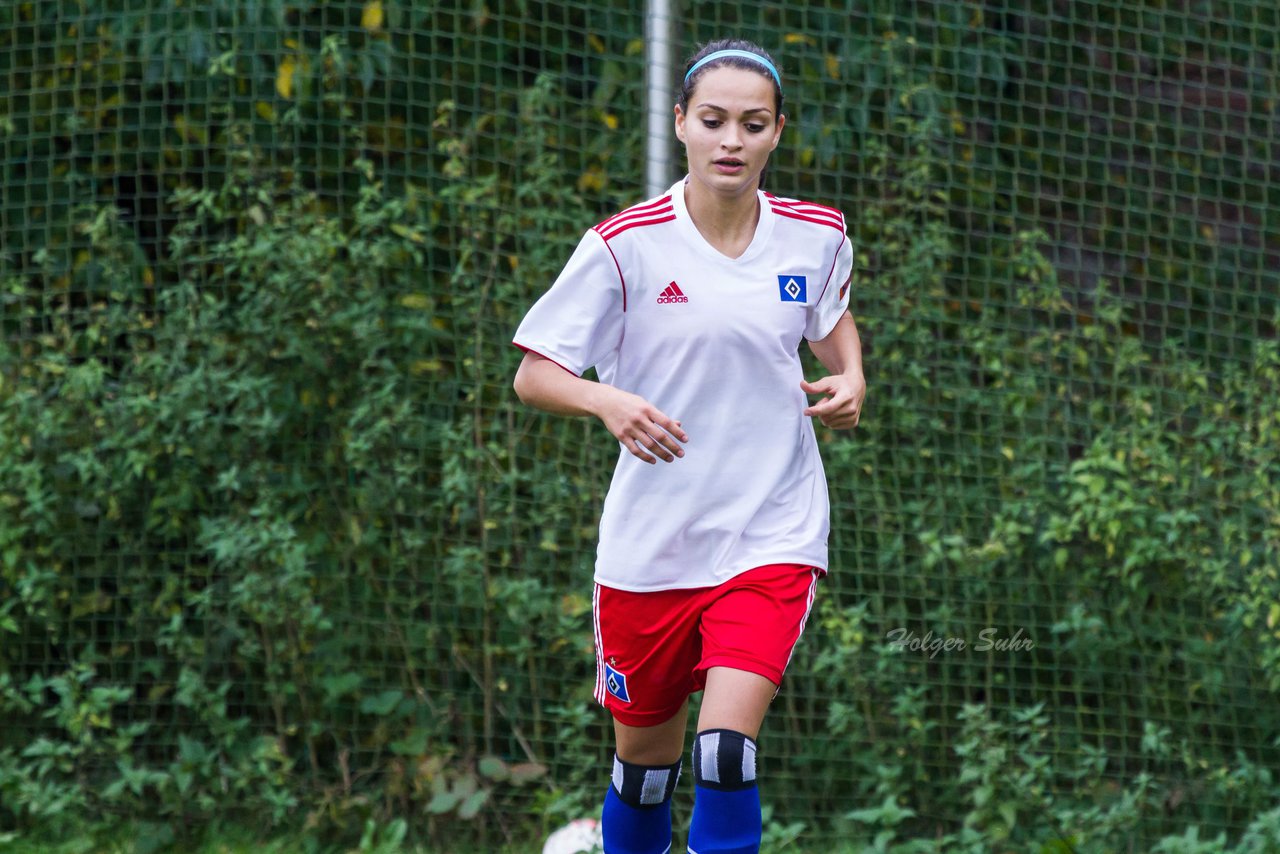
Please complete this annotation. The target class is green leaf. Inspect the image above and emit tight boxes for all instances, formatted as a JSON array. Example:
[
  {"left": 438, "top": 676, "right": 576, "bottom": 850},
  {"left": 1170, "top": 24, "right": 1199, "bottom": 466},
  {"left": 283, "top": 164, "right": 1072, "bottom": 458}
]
[
  {"left": 358, "top": 689, "right": 403, "bottom": 716},
  {"left": 477, "top": 756, "right": 508, "bottom": 781},
  {"left": 456, "top": 788, "right": 490, "bottom": 821},
  {"left": 388, "top": 728, "right": 429, "bottom": 756},
  {"left": 508, "top": 762, "right": 548, "bottom": 785},
  {"left": 319, "top": 671, "right": 363, "bottom": 700},
  {"left": 425, "top": 789, "right": 461, "bottom": 815}
]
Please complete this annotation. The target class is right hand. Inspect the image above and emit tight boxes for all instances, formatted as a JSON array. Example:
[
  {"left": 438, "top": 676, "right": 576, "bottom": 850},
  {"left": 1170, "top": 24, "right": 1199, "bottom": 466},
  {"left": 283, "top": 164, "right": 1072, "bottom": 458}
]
[{"left": 592, "top": 386, "right": 689, "bottom": 465}]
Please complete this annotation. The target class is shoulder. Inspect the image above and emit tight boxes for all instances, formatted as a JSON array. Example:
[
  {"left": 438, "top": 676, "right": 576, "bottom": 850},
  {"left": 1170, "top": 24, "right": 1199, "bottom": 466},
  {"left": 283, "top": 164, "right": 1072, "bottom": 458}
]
[
  {"left": 592, "top": 191, "right": 677, "bottom": 243},
  {"left": 764, "top": 192, "right": 847, "bottom": 235}
]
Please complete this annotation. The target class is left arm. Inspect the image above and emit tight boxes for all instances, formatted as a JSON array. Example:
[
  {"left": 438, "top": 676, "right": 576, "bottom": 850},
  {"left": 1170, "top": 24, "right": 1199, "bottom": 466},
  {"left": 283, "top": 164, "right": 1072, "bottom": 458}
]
[{"left": 802, "top": 310, "right": 866, "bottom": 430}]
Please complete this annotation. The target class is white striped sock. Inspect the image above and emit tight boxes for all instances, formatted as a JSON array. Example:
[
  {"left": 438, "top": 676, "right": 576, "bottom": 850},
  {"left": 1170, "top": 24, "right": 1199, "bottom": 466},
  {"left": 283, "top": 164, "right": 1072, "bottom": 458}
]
[{"left": 698, "top": 731, "right": 721, "bottom": 784}]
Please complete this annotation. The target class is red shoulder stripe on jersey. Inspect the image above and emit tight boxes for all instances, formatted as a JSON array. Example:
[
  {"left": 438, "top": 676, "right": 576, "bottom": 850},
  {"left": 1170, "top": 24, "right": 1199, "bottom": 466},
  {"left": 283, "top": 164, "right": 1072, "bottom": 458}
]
[
  {"left": 790, "top": 206, "right": 845, "bottom": 228},
  {"left": 771, "top": 208, "right": 846, "bottom": 231},
  {"left": 765, "top": 192, "right": 845, "bottom": 221},
  {"left": 595, "top": 211, "right": 676, "bottom": 242},
  {"left": 768, "top": 197, "right": 844, "bottom": 225},
  {"left": 766, "top": 194, "right": 846, "bottom": 231},
  {"left": 596, "top": 195, "right": 673, "bottom": 231},
  {"left": 595, "top": 206, "right": 674, "bottom": 237}
]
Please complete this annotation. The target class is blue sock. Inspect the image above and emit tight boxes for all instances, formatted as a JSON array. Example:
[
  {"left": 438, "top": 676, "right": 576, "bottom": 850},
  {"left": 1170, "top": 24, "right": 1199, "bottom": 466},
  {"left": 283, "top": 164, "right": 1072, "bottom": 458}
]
[
  {"left": 688, "top": 785, "right": 761, "bottom": 854},
  {"left": 601, "top": 754, "right": 680, "bottom": 854},
  {"left": 686, "top": 729, "right": 762, "bottom": 854}
]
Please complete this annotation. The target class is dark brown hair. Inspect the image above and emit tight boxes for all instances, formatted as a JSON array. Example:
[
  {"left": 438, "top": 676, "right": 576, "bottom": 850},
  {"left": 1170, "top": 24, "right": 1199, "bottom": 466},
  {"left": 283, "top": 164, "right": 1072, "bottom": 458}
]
[{"left": 678, "top": 38, "right": 784, "bottom": 119}]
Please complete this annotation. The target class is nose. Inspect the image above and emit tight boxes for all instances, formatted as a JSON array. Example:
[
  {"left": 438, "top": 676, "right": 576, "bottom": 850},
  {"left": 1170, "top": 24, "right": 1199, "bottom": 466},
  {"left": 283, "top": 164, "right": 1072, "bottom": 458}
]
[{"left": 721, "top": 125, "right": 742, "bottom": 152}]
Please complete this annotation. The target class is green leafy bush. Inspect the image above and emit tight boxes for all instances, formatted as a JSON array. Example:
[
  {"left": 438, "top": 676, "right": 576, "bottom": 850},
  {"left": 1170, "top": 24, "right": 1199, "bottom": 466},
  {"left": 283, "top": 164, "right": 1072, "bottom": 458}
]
[{"left": 3, "top": 2, "right": 1280, "bottom": 851}]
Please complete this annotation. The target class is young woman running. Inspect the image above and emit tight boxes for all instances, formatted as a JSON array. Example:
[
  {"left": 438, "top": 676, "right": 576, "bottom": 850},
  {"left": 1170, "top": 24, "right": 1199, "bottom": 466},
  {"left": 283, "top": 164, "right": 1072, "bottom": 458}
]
[{"left": 513, "top": 38, "right": 865, "bottom": 854}]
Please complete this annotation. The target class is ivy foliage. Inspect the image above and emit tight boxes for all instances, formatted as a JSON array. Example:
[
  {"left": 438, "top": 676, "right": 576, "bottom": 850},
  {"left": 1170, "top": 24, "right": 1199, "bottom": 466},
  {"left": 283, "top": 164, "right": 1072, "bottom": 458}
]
[{"left": 2, "top": 1, "right": 1279, "bottom": 851}]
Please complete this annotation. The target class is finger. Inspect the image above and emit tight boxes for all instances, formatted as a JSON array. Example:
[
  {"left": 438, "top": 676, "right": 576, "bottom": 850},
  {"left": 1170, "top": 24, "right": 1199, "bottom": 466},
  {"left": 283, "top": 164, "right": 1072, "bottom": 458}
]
[
  {"left": 800, "top": 378, "right": 832, "bottom": 396},
  {"left": 623, "top": 437, "right": 657, "bottom": 464},
  {"left": 650, "top": 412, "right": 689, "bottom": 444},
  {"left": 833, "top": 407, "right": 862, "bottom": 429},
  {"left": 805, "top": 394, "right": 847, "bottom": 417},
  {"left": 651, "top": 426, "right": 686, "bottom": 459},
  {"left": 637, "top": 429, "right": 676, "bottom": 463},
  {"left": 818, "top": 401, "right": 859, "bottom": 426}
]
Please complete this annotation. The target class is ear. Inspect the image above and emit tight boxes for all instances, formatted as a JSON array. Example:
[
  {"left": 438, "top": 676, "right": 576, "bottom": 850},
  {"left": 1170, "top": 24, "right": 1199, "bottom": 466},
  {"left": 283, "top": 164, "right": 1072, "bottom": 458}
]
[{"left": 674, "top": 104, "right": 687, "bottom": 144}]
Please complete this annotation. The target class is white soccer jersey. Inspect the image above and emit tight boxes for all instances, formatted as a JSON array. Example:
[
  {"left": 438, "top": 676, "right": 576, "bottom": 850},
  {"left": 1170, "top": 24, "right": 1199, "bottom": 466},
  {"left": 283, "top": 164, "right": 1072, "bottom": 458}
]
[{"left": 514, "top": 178, "right": 853, "bottom": 592}]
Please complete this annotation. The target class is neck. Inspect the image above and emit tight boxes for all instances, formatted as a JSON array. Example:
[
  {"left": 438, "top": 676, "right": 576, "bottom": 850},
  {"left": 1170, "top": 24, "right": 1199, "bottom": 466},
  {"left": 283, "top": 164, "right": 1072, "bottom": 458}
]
[{"left": 683, "top": 176, "right": 761, "bottom": 256}]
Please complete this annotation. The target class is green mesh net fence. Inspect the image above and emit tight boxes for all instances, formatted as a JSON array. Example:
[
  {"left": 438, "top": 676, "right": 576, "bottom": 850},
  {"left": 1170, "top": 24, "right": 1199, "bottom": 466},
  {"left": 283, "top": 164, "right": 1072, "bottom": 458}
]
[{"left": 2, "top": 1, "right": 1279, "bottom": 851}]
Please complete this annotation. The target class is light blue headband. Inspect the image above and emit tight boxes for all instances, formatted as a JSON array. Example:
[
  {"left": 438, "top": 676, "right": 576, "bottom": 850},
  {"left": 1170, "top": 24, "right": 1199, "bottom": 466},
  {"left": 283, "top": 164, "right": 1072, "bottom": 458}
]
[{"left": 684, "top": 49, "right": 782, "bottom": 89}]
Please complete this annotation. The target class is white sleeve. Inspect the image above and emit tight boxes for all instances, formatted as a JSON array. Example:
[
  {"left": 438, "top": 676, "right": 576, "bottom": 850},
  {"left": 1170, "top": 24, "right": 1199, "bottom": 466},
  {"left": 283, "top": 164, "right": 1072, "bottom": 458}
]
[
  {"left": 804, "top": 234, "right": 853, "bottom": 342},
  {"left": 512, "top": 229, "right": 624, "bottom": 376}
]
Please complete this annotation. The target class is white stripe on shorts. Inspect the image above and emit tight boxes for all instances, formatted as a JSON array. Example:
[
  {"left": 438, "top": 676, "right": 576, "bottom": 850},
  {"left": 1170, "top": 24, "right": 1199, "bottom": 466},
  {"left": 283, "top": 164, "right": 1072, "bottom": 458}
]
[
  {"left": 593, "top": 583, "right": 605, "bottom": 705},
  {"left": 781, "top": 568, "right": 821, "bottom": 677}
]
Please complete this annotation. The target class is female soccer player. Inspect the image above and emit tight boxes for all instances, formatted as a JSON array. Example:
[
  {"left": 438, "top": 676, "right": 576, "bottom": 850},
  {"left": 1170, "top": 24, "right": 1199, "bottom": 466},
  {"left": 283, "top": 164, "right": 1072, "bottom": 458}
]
[{"left": 513, "top": 38, "right": 865, "bottom": 854}]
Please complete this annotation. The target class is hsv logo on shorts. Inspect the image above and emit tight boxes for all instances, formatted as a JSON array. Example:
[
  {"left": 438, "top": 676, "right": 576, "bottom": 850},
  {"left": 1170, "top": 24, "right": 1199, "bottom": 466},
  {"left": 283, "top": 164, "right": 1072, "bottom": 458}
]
[
  {"left": 778, "top": 275, "right": 807, "bottom": 302},
  {"left": 603, "top": 662, "right": 632, "bottom": 703},
  {"left": 656, "top": 281, "right": 688, "bottom": 304}
]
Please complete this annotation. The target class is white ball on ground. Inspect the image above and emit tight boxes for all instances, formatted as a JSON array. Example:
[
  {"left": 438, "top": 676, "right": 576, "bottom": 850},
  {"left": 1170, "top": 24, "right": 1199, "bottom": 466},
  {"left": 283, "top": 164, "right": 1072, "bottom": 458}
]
[{"left": 541, "top": 817, "right": 604, "bottom": 854}]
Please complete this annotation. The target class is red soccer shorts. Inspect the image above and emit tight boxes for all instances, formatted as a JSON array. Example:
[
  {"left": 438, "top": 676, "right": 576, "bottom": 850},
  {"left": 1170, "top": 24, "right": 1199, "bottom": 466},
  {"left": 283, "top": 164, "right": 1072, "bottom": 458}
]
[{"left": 592, "top": 563, "right": 823, "bottom": 727}]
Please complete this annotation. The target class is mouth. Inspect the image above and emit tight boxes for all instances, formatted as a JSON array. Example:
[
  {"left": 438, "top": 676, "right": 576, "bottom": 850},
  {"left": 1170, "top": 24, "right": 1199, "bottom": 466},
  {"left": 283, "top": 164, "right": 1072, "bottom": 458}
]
[{"left": 714, "top": 158, "right": 746, "bottom": 173}]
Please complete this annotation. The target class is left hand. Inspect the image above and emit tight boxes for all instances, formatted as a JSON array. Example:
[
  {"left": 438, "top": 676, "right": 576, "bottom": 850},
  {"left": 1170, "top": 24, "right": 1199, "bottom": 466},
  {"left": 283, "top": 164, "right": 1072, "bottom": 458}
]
[{"left": 801, "top": 372, "right": 865, "bottom": 429}]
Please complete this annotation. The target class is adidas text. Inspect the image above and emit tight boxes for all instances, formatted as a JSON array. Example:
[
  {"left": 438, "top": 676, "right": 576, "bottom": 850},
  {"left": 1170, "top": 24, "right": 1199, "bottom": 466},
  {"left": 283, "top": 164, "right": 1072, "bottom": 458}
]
[{"left": 657, "top": 282, "right": 689, "bottom": 304}]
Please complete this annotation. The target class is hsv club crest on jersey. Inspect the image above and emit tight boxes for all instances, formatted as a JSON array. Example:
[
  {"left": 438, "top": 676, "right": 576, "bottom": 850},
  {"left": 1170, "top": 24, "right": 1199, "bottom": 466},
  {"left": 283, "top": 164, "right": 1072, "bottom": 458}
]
[{"left": 778, "top": 275, "right": 807, "bottom": 302}]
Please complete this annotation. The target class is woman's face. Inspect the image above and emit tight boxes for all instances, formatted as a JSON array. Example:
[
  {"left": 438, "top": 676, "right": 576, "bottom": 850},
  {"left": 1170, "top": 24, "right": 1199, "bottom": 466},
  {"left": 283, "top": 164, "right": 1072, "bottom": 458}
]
[{"left": 675, "top": 65, "right": 784, "bottom": 199}]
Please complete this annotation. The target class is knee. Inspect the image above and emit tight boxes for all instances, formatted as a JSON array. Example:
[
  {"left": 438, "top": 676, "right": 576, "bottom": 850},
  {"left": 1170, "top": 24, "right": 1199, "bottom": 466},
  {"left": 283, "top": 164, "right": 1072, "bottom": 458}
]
[
  {"left": 692, "top": 728, "right": 757, "bottom": 790},
  {"left": 610, "top": 754, "right": 682, "bottom": 809},
  {"left": 617, "top": 740, "right": 684, "bottom": 766}
]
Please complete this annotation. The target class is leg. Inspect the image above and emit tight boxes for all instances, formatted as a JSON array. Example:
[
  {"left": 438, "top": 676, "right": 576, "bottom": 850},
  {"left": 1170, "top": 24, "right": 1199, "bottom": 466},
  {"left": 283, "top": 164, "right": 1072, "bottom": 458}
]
[
  {"left": 595, "top": 582, "right": 706, "bottom": 854},
  {"left": 602, "top": 704, "right": 689, "bottom": 854},
  {"left": 695, "top": 667, "right": 775, "bottom": 738},
  {"left": 687, "top": 668, "right": 772, "bottom": 854},
  {"left": 688, "top": 565, "right": 822, "bottom": 854},
  {"left": 615, "top": 701, "right": 689, "bottom": 765}
]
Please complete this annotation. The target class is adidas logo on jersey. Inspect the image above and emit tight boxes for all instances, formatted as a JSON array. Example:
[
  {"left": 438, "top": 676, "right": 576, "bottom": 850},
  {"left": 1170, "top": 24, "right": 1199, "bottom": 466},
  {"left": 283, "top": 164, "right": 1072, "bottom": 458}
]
[{"left": 656, "top": 281, "right": 688, "bottom": 304}]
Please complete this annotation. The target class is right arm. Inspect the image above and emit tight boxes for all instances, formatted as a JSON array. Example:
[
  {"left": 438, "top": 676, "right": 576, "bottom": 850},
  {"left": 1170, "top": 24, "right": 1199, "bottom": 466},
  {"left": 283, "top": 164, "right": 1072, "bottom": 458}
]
[{"left": 513, "top": 352, "right": 688, "bottom": 465}]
